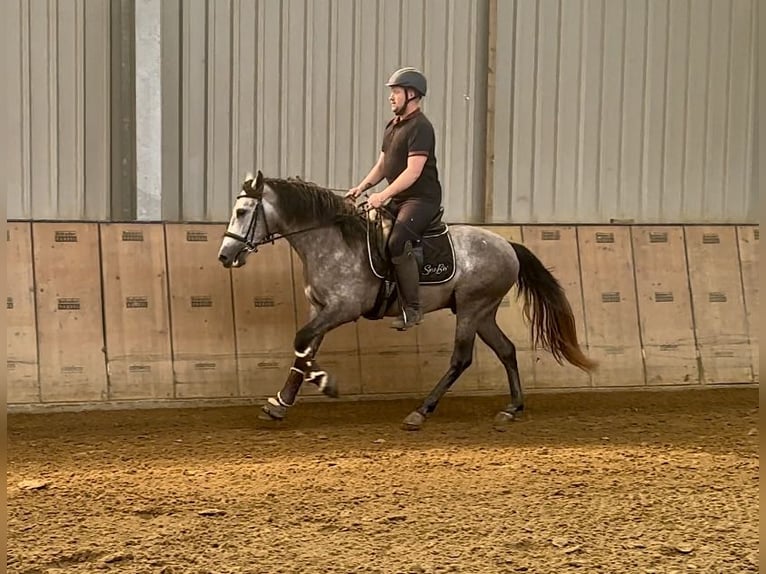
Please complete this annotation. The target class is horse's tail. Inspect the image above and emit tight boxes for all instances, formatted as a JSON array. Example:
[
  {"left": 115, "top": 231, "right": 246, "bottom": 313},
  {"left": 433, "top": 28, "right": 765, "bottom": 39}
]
[{"left": 510, "top": 242, "right": 597, "bottom": 373}]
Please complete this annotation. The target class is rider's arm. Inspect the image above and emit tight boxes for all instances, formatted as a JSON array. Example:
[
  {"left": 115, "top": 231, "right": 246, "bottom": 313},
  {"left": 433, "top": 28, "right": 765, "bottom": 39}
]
[
  {"left": 377, "top": 155, "right": 427, "bottom": 201},
  {"left": 356, "top": 152, "right": 386, "bottom": 191}
]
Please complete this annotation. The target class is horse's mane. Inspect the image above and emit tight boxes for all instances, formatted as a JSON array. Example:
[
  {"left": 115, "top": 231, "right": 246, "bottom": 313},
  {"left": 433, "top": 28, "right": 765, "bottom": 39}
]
[{"left": 264, "top": 177, "right": 366, "bottom": 246}]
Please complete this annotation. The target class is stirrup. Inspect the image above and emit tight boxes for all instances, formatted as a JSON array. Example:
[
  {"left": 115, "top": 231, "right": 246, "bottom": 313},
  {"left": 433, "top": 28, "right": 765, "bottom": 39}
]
[{"left": 391, "top": 307, "right": 423, "bottom": 331}]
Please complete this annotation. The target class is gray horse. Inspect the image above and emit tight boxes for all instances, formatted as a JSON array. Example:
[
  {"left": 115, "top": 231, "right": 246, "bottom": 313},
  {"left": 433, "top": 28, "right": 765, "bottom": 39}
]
[{"left": 217, "top": 171, "right": 596, "bottom": 430}]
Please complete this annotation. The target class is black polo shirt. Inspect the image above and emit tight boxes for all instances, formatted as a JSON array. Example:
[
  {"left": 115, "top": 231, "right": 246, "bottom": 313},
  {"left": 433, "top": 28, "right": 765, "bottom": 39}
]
[{"left": 381, "top": 110, "right": 442, "bottom": 204}]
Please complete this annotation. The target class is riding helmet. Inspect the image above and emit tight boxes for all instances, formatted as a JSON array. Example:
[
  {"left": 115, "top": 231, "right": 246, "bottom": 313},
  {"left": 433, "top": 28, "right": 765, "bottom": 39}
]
[{"left": 386, "top": 67, "right": 427, "bottom": 97}]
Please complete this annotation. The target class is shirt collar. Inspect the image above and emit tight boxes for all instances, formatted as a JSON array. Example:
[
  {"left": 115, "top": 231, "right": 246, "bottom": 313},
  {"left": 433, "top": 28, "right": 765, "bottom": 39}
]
[{"left": 393, "top": 108, "right": 422, "bottom": 125}]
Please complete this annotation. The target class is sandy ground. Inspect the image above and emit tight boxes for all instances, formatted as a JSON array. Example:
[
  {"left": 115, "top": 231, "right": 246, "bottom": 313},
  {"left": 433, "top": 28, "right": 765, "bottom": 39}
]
[{"left": 7, "top": 387, "right": 759, "bottom": 574}]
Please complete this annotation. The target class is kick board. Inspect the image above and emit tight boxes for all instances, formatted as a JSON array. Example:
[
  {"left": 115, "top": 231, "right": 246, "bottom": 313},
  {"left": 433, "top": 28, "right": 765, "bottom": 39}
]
[
  {"left": 100, "top": 223, "right": 174, "bottom": 399},
  {"left": 521, "top": 226, "right": 592, "bottom": 388},
  {"left": 165, "top": 224, "right": 238, "bottom": 397},
  {"left": 7, "top": 222, "right": 39, "bottom": 403},
  {"left": 632, "top": 227, "right": 699, "bottom": 385},
  {"left": 737, "top": 225, "right": 759, "bottom": 381},
  {"left": 33, "top": 223, "right": 107, "bottom": 402},
  {"left": 578, "top": 227, "right": 645, "bottom": 387},
  {"left": 684, "top": 226, "right": 751, "bottom": 383}
]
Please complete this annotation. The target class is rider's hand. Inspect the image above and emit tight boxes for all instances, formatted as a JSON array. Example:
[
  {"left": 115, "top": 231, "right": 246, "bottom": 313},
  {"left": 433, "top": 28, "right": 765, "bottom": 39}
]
[
  {"left": 345, "top": 186, "right": 363, "bottom": 201},
  {"left": 368, "top": 192, "right": 388, "bottom": 210}
]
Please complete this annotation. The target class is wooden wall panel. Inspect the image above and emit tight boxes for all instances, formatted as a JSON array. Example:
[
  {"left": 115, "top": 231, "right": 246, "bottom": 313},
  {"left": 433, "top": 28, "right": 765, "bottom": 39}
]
[
  {"left": 474, "top": 227, "right": 535, "bottom": 392},
  {"left": 737, "top": 226, "right": 759, "bottom": 381},
  {"left": 521, "top": 226, "right": 592, "bottom": 388},
  {"left": 165, "top": 224, "right": 238, "bottom": 397},
  {"left": 578, "top": 227, "right": 645, "bottom": 387},
  {"left": 358, "top": 316, "right": 421, "bottom": 395},
  {"left": 685, "top": 226, "right": 752, "bottom": 383},
  {"left": 100, "top": 224, "right": 173, "bottom": 399},
  {"left": 33, "top": 223, "right": 106, "bottom": 402},
  {"left": 7, "top": 222, "right": 39, "bottom": 403},
  {"left": 232, "top": 241, "right": 296, "bottom": 397},
  {"left": 632, "top": 227, "right": 699, "bottom": 385},
  {"left": 10, "top": 222, "right": 757, "bottom": 410}
]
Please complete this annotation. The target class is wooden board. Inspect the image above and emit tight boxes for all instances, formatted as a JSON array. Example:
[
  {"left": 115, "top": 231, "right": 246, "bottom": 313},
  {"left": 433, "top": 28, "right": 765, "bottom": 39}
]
[
  {"left": 737, "top": 225, "right": 759, "bottom": 381},
  {"left": 358, "top": 314, "right": 421, "bottom": 395},
  {"left": 100, "top": 223, "right": 173, "bottom": 400},
  {"left": 684, "top": 226, "right": 752, "bottom": 383},
  {"left": 578, "top": 227, "right": 645, "bottom": 387},
  {"left": 474, "top": 226, "right": 535, "bottom": 392},
  {"left": 291, "top": 249, "right": 362, "bottom": 396},
  {"left": 232, "top": 241, "right": 298, "bottom": 397},
  {"left": 632, "top": 227, "right": 699, "bottom": 385},
  {"left": 521, "top": 226, "right": 592, "bottom": 389},
  {"left": 7, "top": 222, "right": 39, "bottom": 403},
  {"left": 33, "top": 223, "right": 107, "bottom": 402},
  {"left": 165, "top": 224, "right": 238, "bottom": 397}
]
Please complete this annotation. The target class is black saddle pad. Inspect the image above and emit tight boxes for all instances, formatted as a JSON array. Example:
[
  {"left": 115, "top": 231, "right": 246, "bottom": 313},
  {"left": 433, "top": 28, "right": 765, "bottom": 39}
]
[{"left": 366, "top": 216, "right": 456, "bottom": 285}]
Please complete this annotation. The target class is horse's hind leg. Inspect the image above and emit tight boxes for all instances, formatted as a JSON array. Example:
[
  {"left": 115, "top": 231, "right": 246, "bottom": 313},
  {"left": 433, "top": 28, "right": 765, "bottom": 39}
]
[
  {"left": 402, "top": 314, "right": 478, "bottom": 431},
  {"left": 476, "top": 316, "right": 525, "bottom": 431}
]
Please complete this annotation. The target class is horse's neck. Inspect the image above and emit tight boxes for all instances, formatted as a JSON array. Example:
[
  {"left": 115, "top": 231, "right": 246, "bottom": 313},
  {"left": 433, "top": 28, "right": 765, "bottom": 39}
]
[
  {"left": 285, "top": 228, "right": 359, "bottom": 271},
  {"left": 284, "top": 229, "right": 335, "bottom": 263}
]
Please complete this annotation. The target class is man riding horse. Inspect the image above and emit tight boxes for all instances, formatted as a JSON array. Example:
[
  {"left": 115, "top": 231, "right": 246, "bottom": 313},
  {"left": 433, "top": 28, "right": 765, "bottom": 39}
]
[
  {"left": 217, "top": 69, "right": 596, "bottom": 430},
  {"left": 346, "top": 67, "right": 442, "bottom": 331}
]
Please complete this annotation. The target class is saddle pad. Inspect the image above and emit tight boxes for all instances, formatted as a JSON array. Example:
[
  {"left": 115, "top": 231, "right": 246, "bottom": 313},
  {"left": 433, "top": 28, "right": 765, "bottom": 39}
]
[
  {"left": 416, "top": 228, "right": 456, "bottom": 284},
  {"left": 367, "top": 225, "right": 456, "bottom": 285}
]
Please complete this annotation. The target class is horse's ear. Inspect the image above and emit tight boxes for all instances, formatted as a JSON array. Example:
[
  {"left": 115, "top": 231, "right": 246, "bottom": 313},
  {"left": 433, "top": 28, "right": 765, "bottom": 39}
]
[
  {"left": 241, "top": 172, "right": 254, "bottom": 195},
  {"left": 241, "top": 170, "right": 264, "bottom": 198},
  {"left": 253, "top": 170, "right": 264, "bottom": 193}
]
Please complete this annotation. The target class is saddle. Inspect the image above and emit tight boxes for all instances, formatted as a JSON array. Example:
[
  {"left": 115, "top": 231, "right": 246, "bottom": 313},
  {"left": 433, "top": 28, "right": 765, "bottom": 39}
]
[{"left": 363, "top": 206, "right": 456, "bottom": 320}]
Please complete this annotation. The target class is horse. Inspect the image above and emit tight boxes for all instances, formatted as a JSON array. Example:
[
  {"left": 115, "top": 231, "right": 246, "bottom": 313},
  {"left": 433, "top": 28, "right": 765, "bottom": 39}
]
[{"left": 217, "top": 170, "right": 596, "bottom": 430}]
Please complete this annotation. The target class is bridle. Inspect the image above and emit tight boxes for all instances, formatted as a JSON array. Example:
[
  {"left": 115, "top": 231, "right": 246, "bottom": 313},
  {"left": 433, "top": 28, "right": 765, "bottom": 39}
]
[
  {"left": 222, "top": 195, "right": 273, "bottom": 253},
  {"left": 222, "top": 190, "right": 375, "bottom": 255}
]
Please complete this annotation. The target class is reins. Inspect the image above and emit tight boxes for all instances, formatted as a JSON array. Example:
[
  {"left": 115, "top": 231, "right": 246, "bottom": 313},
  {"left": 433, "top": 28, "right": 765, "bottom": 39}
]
[
  {"left": 225, "top": 189, "right": 375, "bottom": 253},
  {"left": 225, "top": 183, "right": 435, "bottom": 254}
]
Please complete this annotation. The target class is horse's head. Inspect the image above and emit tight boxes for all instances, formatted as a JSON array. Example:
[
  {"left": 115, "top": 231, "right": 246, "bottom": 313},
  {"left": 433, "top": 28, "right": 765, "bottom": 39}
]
[{"left": 218, "top": 170, "right": 273, "bottom": 268}]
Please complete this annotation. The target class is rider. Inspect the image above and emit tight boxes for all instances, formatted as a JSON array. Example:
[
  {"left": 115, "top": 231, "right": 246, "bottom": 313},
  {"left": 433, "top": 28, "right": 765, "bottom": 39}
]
[{"left": 346, "top": 67, "right": 443, "bottom": 331}]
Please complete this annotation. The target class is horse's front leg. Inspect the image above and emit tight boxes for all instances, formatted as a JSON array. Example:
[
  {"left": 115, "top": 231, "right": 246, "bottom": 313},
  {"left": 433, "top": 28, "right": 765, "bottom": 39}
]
[
  {"left": 299, "top": 333, "right": 339, "bottom": 398},
  {"left": 260, "top": 310, "right": 348, "bottom": 421}
]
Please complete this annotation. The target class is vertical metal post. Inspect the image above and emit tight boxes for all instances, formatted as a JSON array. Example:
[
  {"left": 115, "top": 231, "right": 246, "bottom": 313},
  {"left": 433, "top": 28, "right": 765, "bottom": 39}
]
[
  {"left": 160, "top": 0, "right": 182, "bottom": 221},
  {"left": 110, "top": 0, "right": 137, "bottom": 221},
  {"left": 483, "top": 0, "right": 497, "bottom": 223}
]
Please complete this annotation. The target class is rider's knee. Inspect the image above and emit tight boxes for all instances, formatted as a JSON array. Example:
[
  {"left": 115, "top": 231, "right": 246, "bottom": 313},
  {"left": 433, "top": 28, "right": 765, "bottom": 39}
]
[{"left": 390, "top": 239, "right": 414, "bottom": 262}]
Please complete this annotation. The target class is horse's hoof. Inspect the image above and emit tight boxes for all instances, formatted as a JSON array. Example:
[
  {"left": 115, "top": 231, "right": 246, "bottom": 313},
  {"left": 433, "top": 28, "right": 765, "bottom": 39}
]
[
  {"left": 259, "top": 402, "right": 287, "bottom": 421},
  {"left": 320, "top": 375, "right": 339, "bottom": 399},
  {"left": 493, "top": 410, "right": 516, "bottom": 431},
  {"left": 402, "top": 411, "right": 426, "bottom": 431}
]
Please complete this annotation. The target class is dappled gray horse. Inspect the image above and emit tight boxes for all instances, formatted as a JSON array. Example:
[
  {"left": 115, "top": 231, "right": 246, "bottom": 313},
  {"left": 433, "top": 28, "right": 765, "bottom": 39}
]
[{"left": 218, "top": 171, "right": 596, "bottom": 430}]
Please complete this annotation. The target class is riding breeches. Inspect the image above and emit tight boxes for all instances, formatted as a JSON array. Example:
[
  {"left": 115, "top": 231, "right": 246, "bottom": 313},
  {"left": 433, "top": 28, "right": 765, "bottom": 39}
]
[{"left": 387, "top": 199, "right": 441, "bottom": 258}]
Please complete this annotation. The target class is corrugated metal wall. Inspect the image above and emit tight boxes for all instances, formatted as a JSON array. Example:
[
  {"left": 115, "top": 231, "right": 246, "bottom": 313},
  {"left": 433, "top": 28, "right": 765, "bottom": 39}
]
[
  {"left": 4, "top": 0, "right": 112, "bottom": 220},
  {"left": 160, "top": 0, "right": 488, "bottom": 222},
  {"left": 6, "top": 0, "right": 757, "bottom": 224},
  {"left": 490, "top": 0, "right": 757, "bottom": 223}
]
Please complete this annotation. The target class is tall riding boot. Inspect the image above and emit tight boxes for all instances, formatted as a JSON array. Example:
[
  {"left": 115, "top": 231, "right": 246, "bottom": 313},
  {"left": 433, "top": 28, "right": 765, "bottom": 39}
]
[{"left": 391, "top": 245, "right": 423, "bottom": 330}]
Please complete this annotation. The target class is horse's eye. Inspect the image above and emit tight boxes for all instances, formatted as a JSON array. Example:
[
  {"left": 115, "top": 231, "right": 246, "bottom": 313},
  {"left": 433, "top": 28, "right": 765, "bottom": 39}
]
[{"left": 236, "top": 208, "right": 247, "bottom": 218}]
